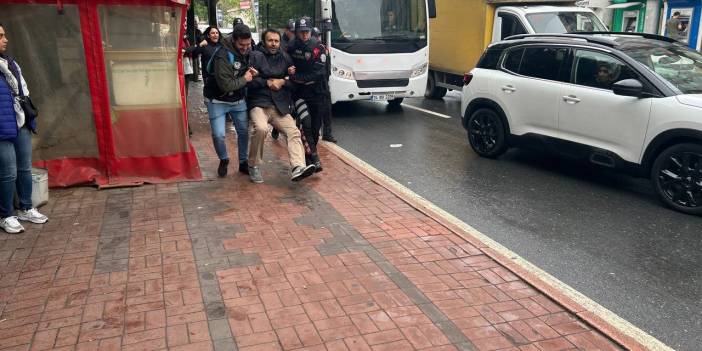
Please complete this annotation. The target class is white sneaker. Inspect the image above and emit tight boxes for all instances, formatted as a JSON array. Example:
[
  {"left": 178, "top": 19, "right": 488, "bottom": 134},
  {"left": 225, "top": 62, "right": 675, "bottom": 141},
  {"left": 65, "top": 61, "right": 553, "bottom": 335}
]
[
  {"left": 1, "top": 216, "right": 25, "bottom": 234},
  {"left": 17, "top": 208, "right": 48, "bottom": 224}
]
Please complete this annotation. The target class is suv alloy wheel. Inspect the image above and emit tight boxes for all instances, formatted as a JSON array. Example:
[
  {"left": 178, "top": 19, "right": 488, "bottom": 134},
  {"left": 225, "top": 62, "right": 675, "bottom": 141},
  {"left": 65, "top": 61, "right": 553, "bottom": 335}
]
[
  {"left": 467, "top": 108, "right": 507, "bottom": 158},
  {"left": 651, "top": 143, "right": 702, "bottom": 215}
]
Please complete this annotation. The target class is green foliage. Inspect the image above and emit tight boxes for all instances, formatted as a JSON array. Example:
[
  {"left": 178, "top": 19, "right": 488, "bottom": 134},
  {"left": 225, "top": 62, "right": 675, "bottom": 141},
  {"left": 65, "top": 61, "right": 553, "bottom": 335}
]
[{"left": 258, "top": 0, "right": 316, "bottom": 29}]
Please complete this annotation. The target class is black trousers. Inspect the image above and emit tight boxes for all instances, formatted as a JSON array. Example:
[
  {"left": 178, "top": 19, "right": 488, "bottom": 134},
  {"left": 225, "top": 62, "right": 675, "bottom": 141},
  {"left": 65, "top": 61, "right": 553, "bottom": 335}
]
[
  {"left": 321, "top": 97, "right": 333, "bottom": 136},
  {"left": 296, "top": 95, "right": 330, "bottom": 155}
]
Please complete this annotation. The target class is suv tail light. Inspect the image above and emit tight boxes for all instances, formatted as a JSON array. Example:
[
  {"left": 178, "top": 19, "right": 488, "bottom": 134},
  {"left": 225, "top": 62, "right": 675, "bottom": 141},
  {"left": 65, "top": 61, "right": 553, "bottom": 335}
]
[{"left": 463, "top": 73, "right": 473, "bottom": 86}]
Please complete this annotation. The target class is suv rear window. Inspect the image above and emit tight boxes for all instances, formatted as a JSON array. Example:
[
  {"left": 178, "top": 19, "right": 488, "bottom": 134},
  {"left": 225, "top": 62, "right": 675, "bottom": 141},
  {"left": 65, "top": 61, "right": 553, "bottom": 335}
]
[
  {"left": 503, "top": 48, "right": 524, "bottom": 72},
  {"left": 519, "top": 47, "right": 570, "bottom": 82},
  {"left": 477, "top": 50, "right": 501, "bottom": 69}
]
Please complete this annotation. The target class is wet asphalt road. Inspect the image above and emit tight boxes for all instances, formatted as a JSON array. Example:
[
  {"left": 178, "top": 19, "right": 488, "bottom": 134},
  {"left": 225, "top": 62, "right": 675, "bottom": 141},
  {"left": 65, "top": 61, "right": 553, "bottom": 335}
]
[{"left": 329, "top": 92, "right": 702, "bottom": 350}]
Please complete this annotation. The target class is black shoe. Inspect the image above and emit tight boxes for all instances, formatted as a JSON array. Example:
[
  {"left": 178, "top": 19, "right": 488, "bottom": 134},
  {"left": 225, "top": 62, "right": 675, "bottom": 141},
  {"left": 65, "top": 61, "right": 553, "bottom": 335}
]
[
  {"left": 322, "top": 135, "right": 337, "bottom": 143},
  {"left": 291, "top": 165, "right": 316, "bottom": 182},
  {"left": 311, "top": 154, "right": 323, "bottom": 173},
  {"left": 217, "top": 159, "right": 229, "bottom": 178},
  {"left": 239, "top": 162, "right": 249, "bottom": 175},
  {"left": 271, "top": 129, "right": 279, "bottom": 140}
]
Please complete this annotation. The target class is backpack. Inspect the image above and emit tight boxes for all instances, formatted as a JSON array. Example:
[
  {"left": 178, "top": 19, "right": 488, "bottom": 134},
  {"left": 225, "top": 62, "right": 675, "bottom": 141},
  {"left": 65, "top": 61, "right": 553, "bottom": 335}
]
[{"left": 206, "top": 46, "right": 236, "bottom": 75}]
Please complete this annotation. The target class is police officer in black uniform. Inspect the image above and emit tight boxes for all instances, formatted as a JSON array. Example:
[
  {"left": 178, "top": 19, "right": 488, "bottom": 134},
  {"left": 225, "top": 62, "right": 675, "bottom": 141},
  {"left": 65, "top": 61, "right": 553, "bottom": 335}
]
[
  {"left": 288, "top": 17, "right": 332, "bottom": 171},
  {"left": 312, "top": 26, "right": 336, "bottom": 143}
]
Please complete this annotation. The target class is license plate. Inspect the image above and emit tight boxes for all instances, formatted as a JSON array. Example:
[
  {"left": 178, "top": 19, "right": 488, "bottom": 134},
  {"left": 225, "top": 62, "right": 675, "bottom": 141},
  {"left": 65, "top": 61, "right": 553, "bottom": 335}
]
[{"left": 372, "top": 94, "right": 391, "bottom": 101}]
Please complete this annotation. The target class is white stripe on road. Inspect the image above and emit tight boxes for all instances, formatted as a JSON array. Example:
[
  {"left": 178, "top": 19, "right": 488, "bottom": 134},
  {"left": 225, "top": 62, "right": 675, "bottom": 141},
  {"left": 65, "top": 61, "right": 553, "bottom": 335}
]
[{"left": 400, "top": 103, "right": 453, "bottom": 119}]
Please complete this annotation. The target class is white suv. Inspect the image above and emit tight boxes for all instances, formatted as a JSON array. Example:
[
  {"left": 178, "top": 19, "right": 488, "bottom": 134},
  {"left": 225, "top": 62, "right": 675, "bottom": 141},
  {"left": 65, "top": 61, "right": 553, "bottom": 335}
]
[{"left": 461, "top": 33, "right": 702, "bottom": 215}]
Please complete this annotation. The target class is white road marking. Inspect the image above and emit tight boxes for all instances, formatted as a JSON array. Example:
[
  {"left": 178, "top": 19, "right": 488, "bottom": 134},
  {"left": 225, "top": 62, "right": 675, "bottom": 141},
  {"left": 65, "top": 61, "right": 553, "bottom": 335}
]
[
  {"left": 401, "top": 103, "right": 453, "bottom": 119},
  {"left": 323, "top": 142, "right": 674, "bottom": 351}
]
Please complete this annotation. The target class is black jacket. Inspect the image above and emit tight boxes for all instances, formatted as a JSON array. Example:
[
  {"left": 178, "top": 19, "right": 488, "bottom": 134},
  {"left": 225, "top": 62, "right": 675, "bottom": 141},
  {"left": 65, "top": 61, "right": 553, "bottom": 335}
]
[
  {"left": 208, "top": 36, "right": 250, "bottom": 102},
  {"left": 247, "top": 48, "right": 295, "bottom": 115},
  {"left": 288, "top": 38, "right": 330, "bottom": 98},
  {"left": 186, "top": 42, "right": 220, "bottom": 85}
]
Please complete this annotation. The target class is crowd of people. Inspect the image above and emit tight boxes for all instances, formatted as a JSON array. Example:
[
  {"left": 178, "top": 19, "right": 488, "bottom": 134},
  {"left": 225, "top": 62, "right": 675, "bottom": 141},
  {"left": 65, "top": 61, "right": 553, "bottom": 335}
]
[{"left": 187, "top": 17, "right": 337, "bottom": 184}]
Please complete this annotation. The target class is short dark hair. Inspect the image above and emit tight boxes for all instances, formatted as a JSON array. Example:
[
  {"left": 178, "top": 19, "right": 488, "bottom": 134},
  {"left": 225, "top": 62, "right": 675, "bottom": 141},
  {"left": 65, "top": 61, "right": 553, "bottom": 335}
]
[
  {"left": 673, "top": 11, "right": 681, "bottom": 16},
  {"left": 263, "top": 29, "right": 281, "bottom": 41},
  {"left": 232, "top": 24, "right": 252, "bottom": 40}
]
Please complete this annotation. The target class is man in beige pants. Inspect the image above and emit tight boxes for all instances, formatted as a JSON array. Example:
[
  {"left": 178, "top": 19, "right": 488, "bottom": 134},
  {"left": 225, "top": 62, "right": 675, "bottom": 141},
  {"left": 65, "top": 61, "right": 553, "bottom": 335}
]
[{"left": 246, "top": 29, "right": 316, "bottom": 183}]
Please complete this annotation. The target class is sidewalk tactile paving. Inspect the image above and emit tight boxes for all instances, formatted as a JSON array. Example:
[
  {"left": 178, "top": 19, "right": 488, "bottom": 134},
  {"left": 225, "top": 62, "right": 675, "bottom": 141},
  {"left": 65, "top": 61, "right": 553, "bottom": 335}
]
[{"left": 0, "top": 89, "right": 626, "bottom": 351}]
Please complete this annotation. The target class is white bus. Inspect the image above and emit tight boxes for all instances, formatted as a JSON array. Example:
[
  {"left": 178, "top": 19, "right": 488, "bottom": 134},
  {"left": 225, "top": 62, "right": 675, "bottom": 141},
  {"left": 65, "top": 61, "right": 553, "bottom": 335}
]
[{"left": 318, "top": 0, "right": 436, "bottom": 105}]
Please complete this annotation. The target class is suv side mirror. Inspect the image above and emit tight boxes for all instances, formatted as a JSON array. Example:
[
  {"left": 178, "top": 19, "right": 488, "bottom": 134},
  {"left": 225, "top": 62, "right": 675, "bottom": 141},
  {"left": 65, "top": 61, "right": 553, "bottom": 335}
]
[{"left": 612, "top": 79, "right": 643, "bottom": 97}]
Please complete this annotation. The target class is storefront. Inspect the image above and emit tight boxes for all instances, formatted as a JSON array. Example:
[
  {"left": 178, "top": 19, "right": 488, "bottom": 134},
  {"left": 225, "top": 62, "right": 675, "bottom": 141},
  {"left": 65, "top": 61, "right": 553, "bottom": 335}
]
[
  {"left": 609, "top": 0, "right": 648, "bottom": 32},
  {"left": 0, "top": 0, "right": 201, "bottom": 187},
  {"left": 661, "top": 0, "right": 702, "bottom": 50}
]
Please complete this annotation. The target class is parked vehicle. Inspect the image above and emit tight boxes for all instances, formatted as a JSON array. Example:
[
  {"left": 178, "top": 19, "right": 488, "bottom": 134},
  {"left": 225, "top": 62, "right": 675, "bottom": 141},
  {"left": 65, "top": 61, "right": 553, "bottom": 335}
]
[
  {"left": 325, "top": 0, "right": 436, "bottom": 105},
  {"left": 427, "top": 0, "right": 606, "bottom": 99},
  {"left": 461, "top": 33, "right": 702, "bottom": 214}
]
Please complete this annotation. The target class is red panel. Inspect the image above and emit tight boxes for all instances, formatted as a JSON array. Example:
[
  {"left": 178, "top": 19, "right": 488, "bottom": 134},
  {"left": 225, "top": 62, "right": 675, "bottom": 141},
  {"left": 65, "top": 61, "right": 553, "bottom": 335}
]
[
  {"left": 80, "top": 0, "right": 113, "bottom": 178},
  {"left": 112, "top": 108, "right": 188, "bottom": 158},
  {"left": 109, "top": 150, "right": 201, "bottom": 185},
  {"left": 13, "top": 0, "right": 200, "bottom": 187},
  {"left": 33, "top": 158, "right": 106, "bottom": 188}
]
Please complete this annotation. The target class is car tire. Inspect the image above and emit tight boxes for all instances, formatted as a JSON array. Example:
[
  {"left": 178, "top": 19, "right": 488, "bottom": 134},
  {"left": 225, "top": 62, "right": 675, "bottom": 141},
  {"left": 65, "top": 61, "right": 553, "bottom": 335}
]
[
  {"left": 388, "top": 98, "right": 404, "bottom": 107},
  {"left": 467, "top": 108, "right": 508, "bottom": 158},
  {"left": 651, "top": 143, "right": 702, "bottom": 215},
  {"left": 425, "top": 72, "right": 447, "bottom": 99}
]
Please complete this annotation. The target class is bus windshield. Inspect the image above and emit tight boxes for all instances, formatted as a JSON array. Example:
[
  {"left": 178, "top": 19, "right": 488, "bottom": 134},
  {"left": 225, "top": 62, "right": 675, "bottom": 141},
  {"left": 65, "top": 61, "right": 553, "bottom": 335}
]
[{"left": 331, "top": 0, "right": 427, "bottom": 46}]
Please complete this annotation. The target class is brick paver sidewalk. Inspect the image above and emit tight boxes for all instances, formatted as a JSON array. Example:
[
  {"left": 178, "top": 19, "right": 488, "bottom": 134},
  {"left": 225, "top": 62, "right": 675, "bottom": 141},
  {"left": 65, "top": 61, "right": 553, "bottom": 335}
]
[{"left": 0, "top": 98, "right": 624, "bottom": 351}]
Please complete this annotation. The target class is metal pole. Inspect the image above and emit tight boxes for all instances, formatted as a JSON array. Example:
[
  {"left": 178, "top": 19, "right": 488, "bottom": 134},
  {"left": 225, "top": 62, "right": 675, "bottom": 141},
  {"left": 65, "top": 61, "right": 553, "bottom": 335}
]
[
  {"left": 208, "top": 0, "right": 218, "bottom": 27},
  {"left": 266, "top": 2, "right": 270, "bottom": 29}
]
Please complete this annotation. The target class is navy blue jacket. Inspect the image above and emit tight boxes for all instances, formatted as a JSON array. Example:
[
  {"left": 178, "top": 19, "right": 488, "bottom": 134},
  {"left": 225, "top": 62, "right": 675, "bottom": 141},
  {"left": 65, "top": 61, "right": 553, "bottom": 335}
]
[{"left": 0, "top": 56, "right": 35, "bottom": 140}]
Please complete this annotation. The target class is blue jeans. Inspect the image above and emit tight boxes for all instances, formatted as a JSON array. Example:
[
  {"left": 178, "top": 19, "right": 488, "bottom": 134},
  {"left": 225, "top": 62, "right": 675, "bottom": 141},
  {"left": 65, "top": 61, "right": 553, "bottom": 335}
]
[
  {"left": 206, "top": 100, "right": 248, "bottom": 163},
  {"left": 0, "top": 127, "right": 33, "bottom": 218}
]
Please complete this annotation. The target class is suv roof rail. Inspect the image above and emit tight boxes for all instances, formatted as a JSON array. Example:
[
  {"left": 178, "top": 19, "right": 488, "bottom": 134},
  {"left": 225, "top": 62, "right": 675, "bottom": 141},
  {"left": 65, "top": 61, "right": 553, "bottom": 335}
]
[
  {"left": 574, "top": 31, "right": 678, "bottom": 43},
  {"left": 504, "top": 32, "right": 679, "bottom": 46},
  {"left": 504, "top": 33, "right": 618, "bottom": 46}
]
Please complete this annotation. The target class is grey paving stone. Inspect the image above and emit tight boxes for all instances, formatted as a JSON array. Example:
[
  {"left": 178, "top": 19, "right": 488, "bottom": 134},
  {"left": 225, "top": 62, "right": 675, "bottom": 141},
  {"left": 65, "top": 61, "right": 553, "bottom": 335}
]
[
  {"left": 206, "top": 301, "right": 227, "bottom": 320},
  {"left": 436, "top": 321, "right": 476, "bottom": 349},
  {"left": 418, "top": 303, "right": 449, "bottom": 323},
  {"left": 208, "top": 319, "right": 233, "bottom": 340},
  {"left": 94, "top": 259, "right": 128, "bottom": 274},
  {"left": 213, "top": 339, "right": 238, "bottom": 351}
]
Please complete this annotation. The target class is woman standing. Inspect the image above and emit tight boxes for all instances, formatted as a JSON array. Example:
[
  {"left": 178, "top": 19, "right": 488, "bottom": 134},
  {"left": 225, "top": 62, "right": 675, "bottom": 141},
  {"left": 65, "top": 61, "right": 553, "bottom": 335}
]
[
  {"left": 0, "top": 23, "right": 48, "bottom": 234},
  {"left": 186, "top": 26, "right": 222, "bottom": 87}
]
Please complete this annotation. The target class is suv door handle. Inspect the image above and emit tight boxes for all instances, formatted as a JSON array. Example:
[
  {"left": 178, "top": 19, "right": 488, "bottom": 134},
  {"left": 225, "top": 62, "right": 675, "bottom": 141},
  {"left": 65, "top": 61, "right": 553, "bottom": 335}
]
[
  {"left": 562, "top": 95, "right": 581, "bottom": 104},
  {"left": 501, "top": 85, "right": 516, "bottom": 93}
]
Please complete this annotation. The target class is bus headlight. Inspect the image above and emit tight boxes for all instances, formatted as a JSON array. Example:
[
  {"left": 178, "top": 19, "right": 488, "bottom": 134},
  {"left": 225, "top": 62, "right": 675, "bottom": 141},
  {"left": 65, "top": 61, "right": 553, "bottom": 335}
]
[
  {"left": 410, "top": 63, "right": 428, "bottom": 78},
  {"left": 332, "top": 65, "right": 353, "bottom": 80}
]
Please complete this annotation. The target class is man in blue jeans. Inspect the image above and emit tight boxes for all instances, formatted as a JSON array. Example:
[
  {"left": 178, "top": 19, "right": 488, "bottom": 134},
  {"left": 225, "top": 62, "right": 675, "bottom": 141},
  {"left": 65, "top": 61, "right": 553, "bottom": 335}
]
[
  {"left": 0, "top": 23, "right": 48, "bottom": 234},
  {"left": 205, "top": 24, "right": 256, "bottom": 177}
]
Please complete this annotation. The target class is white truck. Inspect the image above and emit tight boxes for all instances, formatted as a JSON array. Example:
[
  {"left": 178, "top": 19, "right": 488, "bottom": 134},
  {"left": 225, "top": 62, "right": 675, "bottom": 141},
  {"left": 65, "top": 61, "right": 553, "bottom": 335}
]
[{"left": 426, "top": 0, "right": 607, "bottom": 98}]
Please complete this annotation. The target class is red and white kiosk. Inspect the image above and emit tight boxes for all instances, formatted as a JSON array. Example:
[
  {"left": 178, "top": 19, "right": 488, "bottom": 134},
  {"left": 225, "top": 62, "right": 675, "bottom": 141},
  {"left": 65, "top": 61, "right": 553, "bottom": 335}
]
[{"left": 0, "top": 0, "right": 201, "bottom": 187}]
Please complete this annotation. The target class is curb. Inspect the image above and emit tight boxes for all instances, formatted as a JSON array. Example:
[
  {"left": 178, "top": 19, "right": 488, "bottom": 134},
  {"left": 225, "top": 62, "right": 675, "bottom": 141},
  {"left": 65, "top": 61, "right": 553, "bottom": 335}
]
[{"left": 322, "top": 141, "right": 673, "bottom": 351}]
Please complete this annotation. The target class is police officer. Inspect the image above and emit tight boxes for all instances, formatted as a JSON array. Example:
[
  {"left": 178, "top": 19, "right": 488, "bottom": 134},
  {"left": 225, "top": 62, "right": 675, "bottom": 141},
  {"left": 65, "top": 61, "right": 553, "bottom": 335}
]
[
  {"left": 288, "top": 17, "right": 332, "bottom": 170},
  {"left": 281, "top": 20, "right": 296, "bottom": 51},
  {"left": 311, "top": 26, "right": 336, "bottom": 143}
]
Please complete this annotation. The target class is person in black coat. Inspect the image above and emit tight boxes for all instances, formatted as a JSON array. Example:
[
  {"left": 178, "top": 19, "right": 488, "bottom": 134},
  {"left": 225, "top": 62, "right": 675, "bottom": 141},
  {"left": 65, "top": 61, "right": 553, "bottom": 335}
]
[
  {"left": 246, "top": 29, "right": 316, "bottom": 184},
  {"left": 186, "top": 26, "right": 221, "bottom": 86}
]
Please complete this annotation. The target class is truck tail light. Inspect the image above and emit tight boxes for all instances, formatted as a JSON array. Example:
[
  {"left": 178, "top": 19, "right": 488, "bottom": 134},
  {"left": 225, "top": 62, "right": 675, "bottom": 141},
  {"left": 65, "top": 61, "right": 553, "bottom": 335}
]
[{"left": 463, "top": 73, "right": 473, "bottom": 86}]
